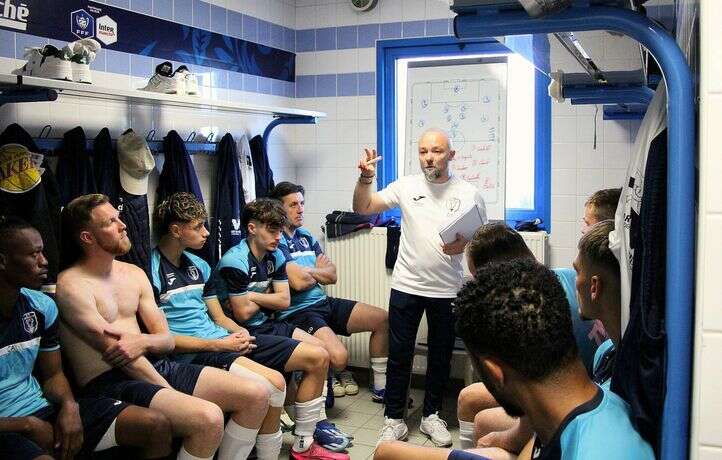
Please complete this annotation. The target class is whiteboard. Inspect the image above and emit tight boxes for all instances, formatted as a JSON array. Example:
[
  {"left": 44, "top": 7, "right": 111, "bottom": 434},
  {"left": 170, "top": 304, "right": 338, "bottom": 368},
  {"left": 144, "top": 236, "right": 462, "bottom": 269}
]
[{"left": 404, "top": 59, "right": 507, "bottom": 220}]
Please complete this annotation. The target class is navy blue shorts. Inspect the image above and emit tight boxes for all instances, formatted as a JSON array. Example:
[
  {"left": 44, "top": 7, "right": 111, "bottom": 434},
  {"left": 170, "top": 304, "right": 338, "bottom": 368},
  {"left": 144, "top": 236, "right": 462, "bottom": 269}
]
[
  {"left": 82, "top": 358, "right": 204, "bottom": 407},
  {"left": 246, "top": 334, "right": 300, "bottom": 372},
  {"left": 188, "top": 334, "right": 300, "bottom": 374},
  {"left": 285, "top": 297, "right": 357, "bottom": 336},
  {"left": 448, "top": 450, "right": 491, "bottom": 460},
  {"left": 248, "top": 320, "right": 298, "bottom": 338},
  {"left": 0, "top": 397, "right": 129, "bottom": 458}
]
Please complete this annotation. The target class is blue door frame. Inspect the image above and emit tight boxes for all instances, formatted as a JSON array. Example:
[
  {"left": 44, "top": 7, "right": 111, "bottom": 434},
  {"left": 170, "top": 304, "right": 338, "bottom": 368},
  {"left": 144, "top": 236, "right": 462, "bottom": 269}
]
[{"left": 375, "top": 36, "right": 551, "bottom": 228}]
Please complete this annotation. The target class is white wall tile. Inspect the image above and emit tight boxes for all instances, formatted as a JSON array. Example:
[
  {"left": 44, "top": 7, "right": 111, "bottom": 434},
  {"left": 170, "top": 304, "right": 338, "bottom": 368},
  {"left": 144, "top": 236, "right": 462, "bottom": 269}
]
[
  {"left": 315, "top": 3, "right": 336, "bottom": 27},
  {"left": 699, "top": 446, "right": 722, "bottom": 460},
  {"left": 337, "top": 96, "right": 359, "bottom": 120},
  {"left": 576, "top": 115, "right": 601, "bottom": 145},
  {"left": 551, "top": 195, "right": 577, "bottom": 222},
  {"left": 701, "top": 215, "right": 722, "bottom": 332},
  {"left": 603, "top": 142, "right": 631, "bottom": 169},
  {"left": 335, "top": 2, "right": 359, "bottom": 26},
  {"left": 402, "top": 0, "right": 426, "bottom": 20},
  {"left": 378, "top": 0, "right": 403, "bottom": 22},
  {"left": 426, "top": 0, "right": 453, "bottom": 19},
  {"left": 357, "top": 95, "right": 376, "bottom": 120},
  {"left": 295, "top": 52, "right": 317, "bottom": 76},
  {"left": 603, "top": 168, "right": 626, "bottom": 188},
  {"left": 576, "top": 168, "right": 604, "bottom": 197},
  {"left": 603, "top": 120, "right": 631, "bottom": 143},
  {"left": 316, "top": 120, "right": 338, "bottom": 144},
  {"left": 357, "top": 119, "right": 376, "bottom": 144},
  {"left": 336, "top": 120, "right": 359, "bottom": 144},
  {"left": 552, "top": 116, "right": 577, "bottom": 143},
  {"left": 551, "top": 169, "right": 577, "bottom": 196},
  {"left": 551, "top": 142, "right": 576, "bottom": 168},
  {"left": 336, "top": 49, "right": 359, "bottom": 74},
  {"left": 703, "top": 94, "right": 722, "bottom": 213},
  {"left": 314, "top": 50, "right": 339, "bottom": 74},
  {"left": 702, "top": 0, "right": 722, "bottom": 94},
  {"left": 699, "top": 333, "right": 722, "bottom": 446},
  {"left": 357, "top": 47, "right": 377, "bottom": 72},
  {"left": 295, "top": 5, "right": 316, "bottom": 29}
]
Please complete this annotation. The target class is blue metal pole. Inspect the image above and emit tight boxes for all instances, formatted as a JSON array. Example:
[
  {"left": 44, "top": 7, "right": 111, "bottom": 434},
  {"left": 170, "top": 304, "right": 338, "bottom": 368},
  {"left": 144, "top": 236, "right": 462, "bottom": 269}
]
[
  {"left": 455, "top": 7, "right": 694, "bottom": 460},
  {"left": 262, "top": 116, "right": 319, "bottom": 156}
]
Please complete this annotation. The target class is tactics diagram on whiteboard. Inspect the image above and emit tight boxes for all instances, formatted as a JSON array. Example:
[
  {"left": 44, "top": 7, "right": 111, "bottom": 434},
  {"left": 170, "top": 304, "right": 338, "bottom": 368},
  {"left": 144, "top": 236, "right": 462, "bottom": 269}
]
[{"left": 408, "top": 78, "right": 503, "bottom": 207}]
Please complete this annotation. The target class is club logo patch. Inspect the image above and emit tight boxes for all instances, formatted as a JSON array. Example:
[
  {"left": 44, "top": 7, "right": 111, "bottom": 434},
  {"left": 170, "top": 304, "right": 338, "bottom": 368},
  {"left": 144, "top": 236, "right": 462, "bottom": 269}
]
[
  {"left": 445, "top": 197, "right": 461, "bottom": 214},
  {"left": 186, "top": 265, "right": 199, "bottom": 281},
  {"left": 266, "top": 260, "right": 275, "bottom": 274},
  {"left": 300, "top": 237, "right": 310, "bottom": 249},
  {"left": 22, "top": 311, "right": 38, "bottom": 334}
]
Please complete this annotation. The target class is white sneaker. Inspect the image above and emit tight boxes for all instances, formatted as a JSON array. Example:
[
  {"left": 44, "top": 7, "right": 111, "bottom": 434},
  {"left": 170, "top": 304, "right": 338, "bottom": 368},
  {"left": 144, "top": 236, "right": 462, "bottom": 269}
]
[
  {"left": 140, "top": 61, "right": 180, "bottom": 94},
  {"left": 420, "top": 412, "right": 452, "bottom": 447},
  {"left": 67, "top": 38, "right": 101, "bottom": 84},
  {"left": 338, "top": 371, "right": 359, "bottom": 395},
  {"left": 173, "top": 65, "right": 199, "bottom": 95},
  {"left": 13, "top": 45, "right": 73, "bottom": 81},
  {"left": 376, "top": 418, "right": 408, "bottom": 447}
]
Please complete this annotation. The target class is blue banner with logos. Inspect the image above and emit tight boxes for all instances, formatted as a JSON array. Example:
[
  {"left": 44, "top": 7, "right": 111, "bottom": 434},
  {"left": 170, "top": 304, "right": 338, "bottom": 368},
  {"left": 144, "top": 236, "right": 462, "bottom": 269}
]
[{"left": 0, "top": 0, "right": 294, "bottom": 81}]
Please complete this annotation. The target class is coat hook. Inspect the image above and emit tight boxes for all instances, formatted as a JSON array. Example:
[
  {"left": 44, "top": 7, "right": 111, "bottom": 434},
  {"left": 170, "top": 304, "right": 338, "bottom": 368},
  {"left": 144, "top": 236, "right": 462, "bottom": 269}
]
[{"left": 39, "top": 125, "right": 52, "bottom": 139}]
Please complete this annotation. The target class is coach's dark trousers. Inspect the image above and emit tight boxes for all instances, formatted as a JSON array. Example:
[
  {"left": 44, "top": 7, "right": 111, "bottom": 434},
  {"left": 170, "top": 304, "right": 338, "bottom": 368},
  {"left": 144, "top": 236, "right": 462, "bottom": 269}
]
[{"left": 384, "top": 289, "right": 456, "bottom": 419}]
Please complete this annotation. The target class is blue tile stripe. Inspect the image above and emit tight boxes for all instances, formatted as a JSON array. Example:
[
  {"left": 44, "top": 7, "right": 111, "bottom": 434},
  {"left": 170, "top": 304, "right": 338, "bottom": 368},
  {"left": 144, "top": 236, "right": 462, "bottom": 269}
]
[
  {"left": 295, "top": 72, "right": 375, "bottom": 98},
  {"left": 296, "top": 18, "right": 452, "bottom": 52}
]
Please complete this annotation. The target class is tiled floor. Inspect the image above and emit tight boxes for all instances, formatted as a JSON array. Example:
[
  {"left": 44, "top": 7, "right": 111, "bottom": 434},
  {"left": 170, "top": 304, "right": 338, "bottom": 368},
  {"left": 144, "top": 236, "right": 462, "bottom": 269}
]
[{"left": 280, "top": 382, "right": 461, "bottom": 459}]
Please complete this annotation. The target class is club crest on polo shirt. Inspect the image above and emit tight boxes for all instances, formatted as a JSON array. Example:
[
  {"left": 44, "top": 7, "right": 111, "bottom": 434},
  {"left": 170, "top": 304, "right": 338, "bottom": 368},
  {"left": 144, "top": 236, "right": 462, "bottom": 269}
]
[
  {"left": 186, "top": 265, "right": 200, "bottom": 281},
  {"left": 22, "top": 311, "right": 38, "bottom": 334},
  {"left": 300, "top": 237, "right": 310, "bottom": 249},
  {"left": 445, "top": 197, "right": 461, "bottom": 215},
  {"left": 165, "top": 272, "right": 176, "bottom": 286},
  {"left": 266, "top": 260, "right": 275, "bottom": 274}
]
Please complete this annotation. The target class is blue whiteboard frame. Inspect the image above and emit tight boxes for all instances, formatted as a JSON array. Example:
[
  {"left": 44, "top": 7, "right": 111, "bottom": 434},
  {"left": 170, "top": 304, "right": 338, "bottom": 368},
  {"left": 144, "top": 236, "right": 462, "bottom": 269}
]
[{"left": 375, "top": 36, "right": 551, "bottom": 229}]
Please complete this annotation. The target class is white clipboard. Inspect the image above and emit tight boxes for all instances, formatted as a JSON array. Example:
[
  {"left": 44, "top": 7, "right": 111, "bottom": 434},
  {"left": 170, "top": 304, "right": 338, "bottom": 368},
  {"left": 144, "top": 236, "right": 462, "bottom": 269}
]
[{"left": 438, "top": 204, "right": 484, "bottom": 244}]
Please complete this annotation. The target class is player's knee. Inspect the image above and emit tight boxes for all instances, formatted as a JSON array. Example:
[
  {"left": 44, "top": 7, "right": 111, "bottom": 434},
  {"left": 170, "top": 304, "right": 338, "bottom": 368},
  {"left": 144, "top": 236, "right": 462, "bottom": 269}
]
[
  {"left": 267, "top": 369, "right": 286, "bottom": 393},
  {"left": 458, "top": 385, "right": 481, "bottom": 419},
  {"left": 305, "top": 345, "right": 330, "bottom": 372},
  {"left": 262, "top": 370, "right": 285, "bottom": 408},
  {"left": 138, "top": 410, "right": 172, "bottom": 447},
  {"left": 329, "top": 346, "right": 348, "bottom": 370},
  {"left": 374, "top": 309, "right": 389, "bottom": 332},
  {"left": 246, "top": 381, "right": 272, "bottom": 413},
  {"left": 192, "top": 402, "right": 225, "bottom": 440}
]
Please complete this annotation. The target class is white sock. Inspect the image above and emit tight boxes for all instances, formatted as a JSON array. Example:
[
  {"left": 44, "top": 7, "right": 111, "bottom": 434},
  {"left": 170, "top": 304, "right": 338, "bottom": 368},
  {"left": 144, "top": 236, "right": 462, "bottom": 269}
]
[
  {"left": 217, "top": 419, "right": 259, "bottom": 460},
  {"left": 292, "top": 434, "right": 314, "bottom": 453},
  {"left": 255, "top": 430, "right": 283, "bottom": 460},
  {"left": 294, "top": 396, "right": 324, "bottom": 437},
  {"left": 370, "top": 357, "right": 388, "bottom": 390},
  {"left": 459, "top": 419, "right": 476, "bottom": 450},
  {"left": 319, "top": 384, "right": 328, "bottom": 420},
  {"left": 177, "top": 445, "right": 213, "bottom": 460}
]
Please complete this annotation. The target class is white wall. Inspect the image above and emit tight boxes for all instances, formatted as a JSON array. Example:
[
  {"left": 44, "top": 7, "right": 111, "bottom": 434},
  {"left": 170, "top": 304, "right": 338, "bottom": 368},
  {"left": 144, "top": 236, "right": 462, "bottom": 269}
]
[
  {"left": 290, "top": 0, "right": 639, "bottom": 270},
  {"left": 691, "top": 1, "right": 722, "bottom": 458}
]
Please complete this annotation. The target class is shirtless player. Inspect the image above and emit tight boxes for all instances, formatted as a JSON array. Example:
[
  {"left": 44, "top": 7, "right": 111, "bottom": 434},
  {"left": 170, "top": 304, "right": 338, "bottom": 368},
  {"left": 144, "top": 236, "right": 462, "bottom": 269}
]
[{"left": 55, "top": 194, "right": 274, "bottom": 460}]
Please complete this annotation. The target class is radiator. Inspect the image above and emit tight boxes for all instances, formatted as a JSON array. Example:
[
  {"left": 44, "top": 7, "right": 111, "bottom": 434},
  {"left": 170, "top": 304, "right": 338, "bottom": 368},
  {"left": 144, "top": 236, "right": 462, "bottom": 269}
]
[
  {"left": 323, "top": 227, "right": 392, "bottom": 367},
  {"left": 323, "top": 228, "right": 548, "bottom": 369},
  {"left": 519, "top": 231, "right": 548, "bottom": 264}
]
